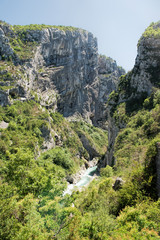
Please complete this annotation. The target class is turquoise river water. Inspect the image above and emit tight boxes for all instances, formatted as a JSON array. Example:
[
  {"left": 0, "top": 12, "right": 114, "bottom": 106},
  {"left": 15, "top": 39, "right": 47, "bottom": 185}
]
[{"left": 63, "top": 165, "right": 97, "bottom": 196}]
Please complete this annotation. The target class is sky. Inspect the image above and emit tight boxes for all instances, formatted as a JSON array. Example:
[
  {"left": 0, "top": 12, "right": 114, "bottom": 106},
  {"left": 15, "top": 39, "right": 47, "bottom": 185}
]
[{"left": 1, "top": 0, "right": 160, "bottom": 71}]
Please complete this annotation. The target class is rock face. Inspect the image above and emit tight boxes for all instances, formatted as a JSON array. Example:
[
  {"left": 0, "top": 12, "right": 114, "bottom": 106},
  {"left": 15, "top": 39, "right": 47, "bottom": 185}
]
[
  {"left": 132, "top": 22, "right": 160, "bottom": 94},
  {"left": 105, "top": 22, "right": 160, "bottom": 167},
  {"left": 30, "top": 30, "right": 124, "bottom": 126},
  {"left": 112, "top": 177, "right": 124, "bottom": 191},
  {"left": 0, "top": 23, "right": 14, "bottom": 60},
  {"left": 96, "top": 55, "right": 125, "bottom": 127},
  {"left": 78, "top": 133, "right": 100, "bottom": 159},
  {"left": 0, "top": 90, "right": 10, "bottom": 106},
  {"left": 103, "top": 115, "right": 119, "bottom": 166},
  {"left": 0, "top": 22, "right": 125, "bottom": 127},
  {"left": 118, "top": 22, "right": 160, "bottom": 103},
  {"left": 0, "top": 120, "right": 8, "bottom": 129},
  {"left": 39, "top": 28, "right": 99, "bottom": 122}
]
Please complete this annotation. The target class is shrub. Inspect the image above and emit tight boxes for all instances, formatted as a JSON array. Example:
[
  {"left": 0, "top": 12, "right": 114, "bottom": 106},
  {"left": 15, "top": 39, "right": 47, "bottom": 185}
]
[
  {"left": 153, "top": 90, "right": 160, "bottom": 106},
  {"left": 100, "top": 165, "right": 113, "bottom": 177},
  {"left": 50, "top": 112, "right": 64, "bottom": 126},
  {"left": 141, "top": 22, "right": 160, "bottom": 39},
  {"left": 41, "top": 147, "right": 74, "bottom": 170}
]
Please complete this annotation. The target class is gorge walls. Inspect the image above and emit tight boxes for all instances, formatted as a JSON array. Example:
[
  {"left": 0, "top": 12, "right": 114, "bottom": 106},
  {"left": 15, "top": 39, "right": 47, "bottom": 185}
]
[
  {"left": 105, "top": 22, "right": 160, "bottom": 192},
  {"left": 0, "top": 22, "right": 124, "bottom": 127}
]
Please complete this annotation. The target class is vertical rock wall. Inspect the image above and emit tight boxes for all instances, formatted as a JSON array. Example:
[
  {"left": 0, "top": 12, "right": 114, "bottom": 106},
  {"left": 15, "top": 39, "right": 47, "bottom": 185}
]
[
  {"left": 105, "top": 22, "right": 160, "bottom": 167},
  {"left": 0, "top": 23, "right": 125, "bottom": 127}
]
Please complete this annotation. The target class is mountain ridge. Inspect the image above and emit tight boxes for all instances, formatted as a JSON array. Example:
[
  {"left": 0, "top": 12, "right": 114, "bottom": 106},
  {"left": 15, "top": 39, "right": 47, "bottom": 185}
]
[{"left": 0, "top": 21, "right": 125, "bottom": 128}]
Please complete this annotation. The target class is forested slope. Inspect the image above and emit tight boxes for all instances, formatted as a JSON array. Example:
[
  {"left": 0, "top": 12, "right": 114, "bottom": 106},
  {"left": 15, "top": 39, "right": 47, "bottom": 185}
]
[{"left": 0, "top": 20, "right": 160, "bottom": 240}]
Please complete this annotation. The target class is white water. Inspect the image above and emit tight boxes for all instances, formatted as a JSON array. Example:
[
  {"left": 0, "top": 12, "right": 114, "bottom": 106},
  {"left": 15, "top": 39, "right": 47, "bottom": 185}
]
[{"left": 63, "top": 165, "right": 97, "bottom": 196}]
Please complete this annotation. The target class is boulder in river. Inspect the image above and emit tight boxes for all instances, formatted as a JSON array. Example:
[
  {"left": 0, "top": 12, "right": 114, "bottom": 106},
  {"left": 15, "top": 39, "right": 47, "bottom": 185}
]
[{"left": 66, "top": 175, "right": 74, "bottom": 184}]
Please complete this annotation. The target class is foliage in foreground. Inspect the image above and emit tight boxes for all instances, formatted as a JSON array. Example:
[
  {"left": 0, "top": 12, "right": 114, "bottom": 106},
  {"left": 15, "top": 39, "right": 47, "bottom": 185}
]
[
  {"left": 0, "top": 94, "right": 160, "bottom": 239},
  {"left": 0, "top": 100, "right": 109, "bottom": 239},
  {"left": 61, "top": 88, "right": 160, "bottom": 239}
]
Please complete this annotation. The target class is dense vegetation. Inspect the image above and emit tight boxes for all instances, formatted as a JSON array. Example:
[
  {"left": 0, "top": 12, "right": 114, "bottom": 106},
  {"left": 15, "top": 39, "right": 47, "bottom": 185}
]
[
  {"left": 1, "top": 21, "right": 160, "bottom": 239},
  {"left": 12, "top": 24, "right": 80, "bottom": 32},
  {"left": 142, "top": 21, "right": 160, "bottom": 39},
  {"left": 0, "top": 100, "right": 109, "bottom": 239},
  {"left": 138, "top": 21, "right": 160, "bottom": 46},
  {"left": 1, "top": 90, "right": 160, "bottom": 239},
  {"left": 0, "top": 60, "right": 24, "bottom": 91},
  {"left": 51, "top": 88, "right": 160, "bottom": 240}
]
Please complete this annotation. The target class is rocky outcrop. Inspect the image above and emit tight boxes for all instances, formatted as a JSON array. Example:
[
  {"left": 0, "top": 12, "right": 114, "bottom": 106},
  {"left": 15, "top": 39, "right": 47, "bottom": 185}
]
[
  {"left": 112, "top": 177, "right": 124, "bottom": 191},
  {"left": 0, "top": 24, "right": 100, "bottom": 122},
  {"left": 95, "top": 55, "right": 125, "bottom": 127},
  {"left": 79, "top": 133, "right": 100, "bottom": 159},
  {"left": 31, "top": 30, "right": 124, "bottom": 126},
  {"left": 132, "top": 22, "right": 160, "bottom": 93},
  {"left": 0, "top": 120, "right": 8, "bottom": 129},
  {"left": 39, "top": 28, "right": 99, "bottom": 122},
  {"left": 0, "top": 90, "right": 10, "bottom": 106},
  {"left": 0, "top": 21, "right": 126, "bottom": 165},
  {"left": 40, "top": 123, "right": 55, "bottom": 151},
  {"left": 0, "top": 22, "right": 14, "bottom": 60},
  {"left": 118, "top": 22, "right": 160, "bottom": 102},
  {"left": 105, "top": 22, "right": 160, "bottom": 167},
  {"left": 0, "top": 22, "right": 124, "bottom": 127},
  {"left": 103, "top": 114, "right": 119, "bottom": 166}
]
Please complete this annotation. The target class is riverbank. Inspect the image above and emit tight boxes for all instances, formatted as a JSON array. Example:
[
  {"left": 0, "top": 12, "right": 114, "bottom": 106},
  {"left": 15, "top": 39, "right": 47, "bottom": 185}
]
[
  {"left": 72, "top": 158, "right": 98, "bottom": 184},
  {"left": 63, "top": 158, "right": 99, "bottom": 196}
]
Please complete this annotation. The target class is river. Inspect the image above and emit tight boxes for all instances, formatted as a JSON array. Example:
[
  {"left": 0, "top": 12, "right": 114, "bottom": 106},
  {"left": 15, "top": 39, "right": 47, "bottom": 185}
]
[{"left": 63, "top": 165, "right": 97, "bottom": 196}]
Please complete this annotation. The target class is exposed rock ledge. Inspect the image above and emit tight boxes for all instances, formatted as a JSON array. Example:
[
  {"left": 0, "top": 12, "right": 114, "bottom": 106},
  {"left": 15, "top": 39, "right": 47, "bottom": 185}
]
[{"left": 0, "top": 22, "right": 125, "bottom": 128}]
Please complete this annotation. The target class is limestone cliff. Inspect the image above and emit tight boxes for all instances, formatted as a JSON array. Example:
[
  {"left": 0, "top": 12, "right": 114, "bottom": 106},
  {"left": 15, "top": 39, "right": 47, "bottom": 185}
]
[
  {"left": 105, "top": 21, "right": 160, "bottom": 166},
  {"left": 95, "top": 55, "right": 125, "bottom": 127},
  {"left": 0, "top": 21, "right": 124, "bottom": 127},
  {"left": 118, "top": 21, "right": 160, "bottom": 102},
  {"left": 132, "top": 22, "right": 160, "bottom": 93}
]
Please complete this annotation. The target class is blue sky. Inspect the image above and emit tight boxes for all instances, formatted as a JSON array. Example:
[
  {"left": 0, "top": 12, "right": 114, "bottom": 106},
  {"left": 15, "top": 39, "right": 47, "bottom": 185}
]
[{"left": 1, "top": 0, "right": 160, "bottom": 71}]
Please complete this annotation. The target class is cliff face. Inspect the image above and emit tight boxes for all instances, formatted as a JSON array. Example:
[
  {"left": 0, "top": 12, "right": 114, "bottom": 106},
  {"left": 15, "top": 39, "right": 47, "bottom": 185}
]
[
  {"left": 0, "top": 22, "right": 124, "bottom": 127},
  {"left": 35, "top": 28, "right": 99, "bottom": 121},
  {"left": 95, "top": 55, "right": 125, "bottom": 127},
  {"left": 132, "top": 22, "right": 160, "bottom": 93},
  {"left": 105, "top": 21, "right": 160, "bottom": 167},
  {"left": 119, "top": 22, "right": 160, "bottom": 102}
]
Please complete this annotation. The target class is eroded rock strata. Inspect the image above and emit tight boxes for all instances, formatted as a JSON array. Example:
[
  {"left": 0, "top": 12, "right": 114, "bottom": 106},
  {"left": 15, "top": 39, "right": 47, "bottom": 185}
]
[
  {"left": 105, "top": 22, "right": 160, "bottom": 167},
  {"left": 0, "top": 22, "right": 124, "bottom": 127}
]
